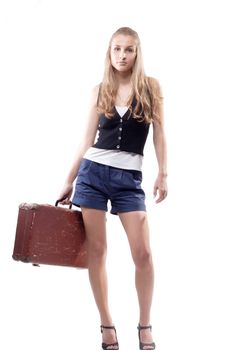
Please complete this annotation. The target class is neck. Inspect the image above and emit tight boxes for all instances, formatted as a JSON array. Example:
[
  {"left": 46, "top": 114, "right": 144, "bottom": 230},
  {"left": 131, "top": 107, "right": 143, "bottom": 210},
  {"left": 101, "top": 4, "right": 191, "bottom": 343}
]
[{"left": 114, "top": 71, "right": 132, "bottom": 85}]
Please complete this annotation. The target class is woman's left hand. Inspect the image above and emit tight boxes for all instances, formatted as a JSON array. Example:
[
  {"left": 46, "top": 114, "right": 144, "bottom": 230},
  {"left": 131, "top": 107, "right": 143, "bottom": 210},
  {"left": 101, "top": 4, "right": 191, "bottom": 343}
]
[{"left": 153, "top": 174, "right": 168, "bottom": 203}]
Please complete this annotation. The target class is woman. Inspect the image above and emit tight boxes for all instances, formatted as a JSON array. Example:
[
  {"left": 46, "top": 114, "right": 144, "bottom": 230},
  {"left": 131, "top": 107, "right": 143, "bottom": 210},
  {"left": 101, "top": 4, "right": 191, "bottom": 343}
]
[{"left": 59, "top": 27, "right": 167, "bottom": 350}]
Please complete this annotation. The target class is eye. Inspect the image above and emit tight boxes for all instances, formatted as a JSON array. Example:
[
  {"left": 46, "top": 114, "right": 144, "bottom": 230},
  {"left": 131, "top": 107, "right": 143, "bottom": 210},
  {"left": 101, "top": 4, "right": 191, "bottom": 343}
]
[
  {"left": 114, "top": 47, "right": 121, "bottom": 51},
  {"left": 127, "top": 48, "right": 134, "bottom": 52}
]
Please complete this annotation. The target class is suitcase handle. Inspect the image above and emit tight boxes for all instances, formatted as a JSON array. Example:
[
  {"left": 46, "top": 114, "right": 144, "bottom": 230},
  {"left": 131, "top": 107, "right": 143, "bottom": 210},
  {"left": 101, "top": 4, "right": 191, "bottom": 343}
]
[{"left": 55, "top": 199, "right": 73, "bottom": 209}]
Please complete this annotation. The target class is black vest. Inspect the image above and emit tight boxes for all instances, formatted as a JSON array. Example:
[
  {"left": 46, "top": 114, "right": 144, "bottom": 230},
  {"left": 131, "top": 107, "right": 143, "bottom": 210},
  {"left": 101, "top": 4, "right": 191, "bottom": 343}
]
[{"left": 93, "top": 99, "right": 150, "bottom": 156}]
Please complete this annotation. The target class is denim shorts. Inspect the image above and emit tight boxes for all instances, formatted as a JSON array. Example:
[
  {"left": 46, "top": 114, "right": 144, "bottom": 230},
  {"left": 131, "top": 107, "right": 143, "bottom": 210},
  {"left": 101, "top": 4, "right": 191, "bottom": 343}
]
[{"left": 72, "top": 159, "right": 146, "bottom": 215}]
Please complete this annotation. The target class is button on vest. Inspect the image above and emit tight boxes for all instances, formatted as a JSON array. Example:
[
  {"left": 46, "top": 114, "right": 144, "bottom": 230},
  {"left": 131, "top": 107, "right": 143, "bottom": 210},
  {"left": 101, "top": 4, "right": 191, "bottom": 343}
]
[{"left": 93, "top": 102, "right": 151, "bottom": 156}]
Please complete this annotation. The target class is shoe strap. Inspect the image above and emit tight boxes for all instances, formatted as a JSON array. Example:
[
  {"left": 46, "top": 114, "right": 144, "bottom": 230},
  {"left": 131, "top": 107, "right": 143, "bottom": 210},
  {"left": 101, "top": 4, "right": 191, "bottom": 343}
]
[
  {"left": 102, "top": 341, "right": 119, "bottom": 349},
  {"left": 138, "top": 324, "right": 152, "bottom": 331},
  {"left": 101, "top": 325, "right": 116, "bottom": 333},
  {"left": 140, "top": 341, "right": 156, "bottom": 350}
]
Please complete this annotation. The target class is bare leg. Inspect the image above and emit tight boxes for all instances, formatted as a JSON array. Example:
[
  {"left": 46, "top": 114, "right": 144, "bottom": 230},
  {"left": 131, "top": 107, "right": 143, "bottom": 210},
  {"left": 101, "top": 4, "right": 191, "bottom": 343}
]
[
  {"left": 119, "top": 211, "right": 155, "bottom": 347},
  {"left": 81, "top": 208, "right": 118, "bottom": 348}
]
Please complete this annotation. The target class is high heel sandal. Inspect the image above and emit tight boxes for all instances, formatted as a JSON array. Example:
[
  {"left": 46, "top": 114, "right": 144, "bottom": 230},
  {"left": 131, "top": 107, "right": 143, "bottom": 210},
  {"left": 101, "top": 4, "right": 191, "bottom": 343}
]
[
  {"left": 137, "top": 324, "right": 156, "bottom": 350},
  {"left": 100, "top": 325, "right": 119, "bottom": 350}
]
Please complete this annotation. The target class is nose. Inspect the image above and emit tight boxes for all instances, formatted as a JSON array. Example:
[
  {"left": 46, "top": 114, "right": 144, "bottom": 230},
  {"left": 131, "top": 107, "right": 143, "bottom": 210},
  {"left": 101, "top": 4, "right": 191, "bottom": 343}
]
[{"left": 119, "top": 50, "right": 126, "bottom": 60}]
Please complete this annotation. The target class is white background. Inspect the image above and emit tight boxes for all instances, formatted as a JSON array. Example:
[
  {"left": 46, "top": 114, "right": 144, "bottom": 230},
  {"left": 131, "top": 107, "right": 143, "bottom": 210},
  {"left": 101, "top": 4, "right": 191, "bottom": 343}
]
[{"left": 1, "top": 0, "right": 233, "bottom": 349}]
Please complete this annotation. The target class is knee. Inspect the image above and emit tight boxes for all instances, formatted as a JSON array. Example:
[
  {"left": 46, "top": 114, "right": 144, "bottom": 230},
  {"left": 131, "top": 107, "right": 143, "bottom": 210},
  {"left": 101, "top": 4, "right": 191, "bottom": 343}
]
[
  {"left": 133, "top": 248, "right": 153, "bottom": 269},
  {"left": 88, "top": 240, "right": 107, "bottom": 260}
]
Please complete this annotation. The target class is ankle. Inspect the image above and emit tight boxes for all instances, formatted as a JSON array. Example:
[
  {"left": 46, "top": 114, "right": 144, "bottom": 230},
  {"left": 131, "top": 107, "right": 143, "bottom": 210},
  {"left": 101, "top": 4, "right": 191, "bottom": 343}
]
[
  {"left": 139, "top": 320, "right": 151, "bottom": 327},
  {"left": 100, "top": 318, "right": 114, "bottom": 327}
]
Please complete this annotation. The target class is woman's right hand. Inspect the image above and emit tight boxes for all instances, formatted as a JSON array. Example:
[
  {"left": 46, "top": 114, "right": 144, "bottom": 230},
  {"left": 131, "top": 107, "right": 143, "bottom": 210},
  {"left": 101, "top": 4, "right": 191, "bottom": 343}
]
[{"left": 58, "top": 183, "right": 73, "bottom": 205}]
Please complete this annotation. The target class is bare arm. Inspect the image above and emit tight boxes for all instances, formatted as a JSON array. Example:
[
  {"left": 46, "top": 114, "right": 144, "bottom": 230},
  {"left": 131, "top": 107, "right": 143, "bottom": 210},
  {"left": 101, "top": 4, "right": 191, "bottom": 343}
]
[
  {"left": 58, "top": 85, "right": 100, "bottom": 203},
  {"left": 151, "top": 79, "right": 168, "bottom": 203}
]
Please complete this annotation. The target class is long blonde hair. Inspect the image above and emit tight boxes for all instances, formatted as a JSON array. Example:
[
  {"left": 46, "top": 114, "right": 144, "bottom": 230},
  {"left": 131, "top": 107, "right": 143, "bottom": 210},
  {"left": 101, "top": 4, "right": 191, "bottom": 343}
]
[{"left": 97, "top": 27, "right": 163, "bottom": 123}]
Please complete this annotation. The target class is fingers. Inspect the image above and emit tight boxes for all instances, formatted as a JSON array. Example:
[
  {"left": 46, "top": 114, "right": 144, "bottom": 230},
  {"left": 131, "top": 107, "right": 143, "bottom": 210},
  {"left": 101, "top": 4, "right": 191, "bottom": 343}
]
[
  {"left": 57, "top": 195, "right": 71, "bottom": 206},
  {"left": 58, "top": 185, "right": 73, "bottom": 205},
  {"left": 59, "top": 198, "right": 71, "bottom": 205},
  {"left": 154, "top": 189, "right": 168, "bottom": 203}
]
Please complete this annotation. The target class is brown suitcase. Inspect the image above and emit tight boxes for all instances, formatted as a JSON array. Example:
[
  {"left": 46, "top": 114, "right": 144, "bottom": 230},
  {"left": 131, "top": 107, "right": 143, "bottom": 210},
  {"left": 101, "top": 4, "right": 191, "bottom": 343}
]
[{"left": 12, "top": 202, "right": 88, "bottom": 268}]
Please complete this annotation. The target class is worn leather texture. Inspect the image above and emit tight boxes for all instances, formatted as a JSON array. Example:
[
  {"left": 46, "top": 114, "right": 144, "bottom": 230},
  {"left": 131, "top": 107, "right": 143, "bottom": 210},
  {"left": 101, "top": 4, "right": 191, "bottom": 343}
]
[{"left": 12, "top": 203, "right": 88, "bottom": 268}]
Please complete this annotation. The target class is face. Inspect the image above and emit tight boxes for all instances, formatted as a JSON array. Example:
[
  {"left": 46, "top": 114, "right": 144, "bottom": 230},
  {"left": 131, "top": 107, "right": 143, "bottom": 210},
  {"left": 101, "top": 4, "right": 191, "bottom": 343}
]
[{"left": 110, "top": 34, "right": 137, "bottom": 73}]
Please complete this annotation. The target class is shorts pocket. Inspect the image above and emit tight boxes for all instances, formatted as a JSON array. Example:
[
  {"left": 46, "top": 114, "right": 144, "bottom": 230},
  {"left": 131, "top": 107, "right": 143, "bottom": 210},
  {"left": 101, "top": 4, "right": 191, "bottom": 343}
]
[
  {"left": 122, "top": 170, "right": 143, "bottom": 189},
  {"left": 128, "top": 170, "right": 143, "bottom": 182}
]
